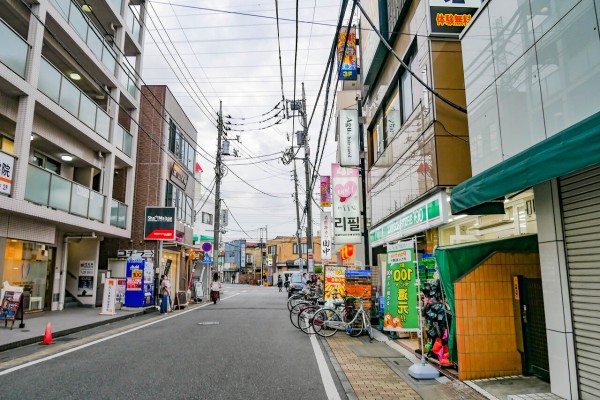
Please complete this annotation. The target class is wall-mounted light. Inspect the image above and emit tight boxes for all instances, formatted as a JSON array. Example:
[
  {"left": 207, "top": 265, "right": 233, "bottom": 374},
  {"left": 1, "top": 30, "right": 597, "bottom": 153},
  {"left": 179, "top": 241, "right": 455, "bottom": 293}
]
[
  {"left": 82, "top": 4, "right": 93, "bottom": 13},
  {"left": 69, "top": 72, "right": 81, "bottom": 81},
  {"left": 30, "top": 134, "right": 34, "bottom": 141},
  {"left": 61, "top": 155, "right": 73, "bottom": 162}
]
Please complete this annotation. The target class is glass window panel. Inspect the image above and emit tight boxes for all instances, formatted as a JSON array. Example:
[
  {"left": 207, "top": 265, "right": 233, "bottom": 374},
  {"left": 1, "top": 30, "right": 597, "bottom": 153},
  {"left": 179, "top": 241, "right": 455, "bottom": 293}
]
[
  {"left": 385, "top": 88, "right": 401, "bottom": 140},
  {"left": 467, "top": 83, "right": 504, "bottom": 175},
  {"left": 119, "top": 65, "right": 129, "bottom": 89},
  {"left": 38, "top": 59, "right": 61, "bottom": 102},
  {"left": 51, "top": 0, "right": 71, "bottom": 20},
  {"left": 537, "top": 1, "right": 600, "bottom": 138},
  {"left": 86, "top": 28, "right": 103, "bottom": 59},
  {"left": 123, "top": 130, "right": 132, "bottom": 156},
  {"left": 114, "top": 125, "right": 124, "bottom": 151},
  {"left": 111, "top": 0, "right": 122, "bottom": 13},
  {"left": 48, "top": 174, "right": 71, "bottom": 211},
  {"left": 45, "top": 158, "right": 61, "bottom": 174},
  {"left": 489, "top": 0, "right": 535, "bottom": 76},
  {"left": 462, "top": 7, "right": 495, "bottom": 105},
  {"left": 95, "top": 109, "right": 110, "bottom": 140},
  {"left": 110, "top": 199, "right": 119, "bottom": 226},
  {"left": 530, "top": 0, "right": 580, "bottom": 41},
  {"left": 70, "top": 183, "right": 90, "bottom": 216},
  {"left": 128, "top": 77, "right": 136, "bottom": 97},
  {"left": 497, "top": 47, "right": 546, "bottom": 158},
  {"left": 59, "top": 78, "right": 81, "bottom": 117},
  {"left": 69, "top": 5, "right": 88, "bottom": 41},
  {"left": 79, "top": 95, "right": 97, "bottom": 129},
  {"left": 376, "top": 114, "right": 384, "bottom": 157},
  {"left": 88, "top": 190, "right": 104, "bottom": 221},
  {"left": 102, "top": 45, "right": 117, "bottom": 73},
  {"left": 118, "top": 203, "right": 127, "bottom": 228},
  {"left": 401, "top": 70, "right": 413, "bottom": 123},
  {"left": 25, "top": 165, "right": 51, "bottom": 205},
  {"left": 0, "top": 20, "right": 28, "bottom": 78}
]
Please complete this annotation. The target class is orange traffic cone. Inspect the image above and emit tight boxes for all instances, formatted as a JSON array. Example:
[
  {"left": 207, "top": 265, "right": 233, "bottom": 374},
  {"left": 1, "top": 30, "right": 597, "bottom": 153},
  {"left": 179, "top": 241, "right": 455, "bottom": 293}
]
[{"left": 40, "top": 322, "right": 54, "bottom": 345}]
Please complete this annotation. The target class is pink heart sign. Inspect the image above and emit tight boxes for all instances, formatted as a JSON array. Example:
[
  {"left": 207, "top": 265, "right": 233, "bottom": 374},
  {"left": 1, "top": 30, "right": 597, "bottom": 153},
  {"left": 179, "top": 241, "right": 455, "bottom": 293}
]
[{"left": 334, "top": 181, "right": 357, "bottom": 202}]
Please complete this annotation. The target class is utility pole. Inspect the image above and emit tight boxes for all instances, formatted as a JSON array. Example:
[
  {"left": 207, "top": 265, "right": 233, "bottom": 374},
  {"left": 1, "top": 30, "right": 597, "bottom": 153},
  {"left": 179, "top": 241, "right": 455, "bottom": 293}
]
[
  {"left": 301, "top": 83, "right": 313, "bottom": 273},
  {"left": 212, "top": 101, "right": 223, "bottom": 287},
  {"left": 357, "top": 97, "right": 370, "bottom": 266},
  {"left": 293, "top": 164, "right": 303, "bottom": 273}
]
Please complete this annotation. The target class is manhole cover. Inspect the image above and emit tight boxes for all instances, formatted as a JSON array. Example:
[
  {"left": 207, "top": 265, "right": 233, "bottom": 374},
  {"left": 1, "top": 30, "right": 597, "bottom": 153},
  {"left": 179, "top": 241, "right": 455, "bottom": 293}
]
[{"left": 197, "top": 321, "right": 220, "bottom": 325}]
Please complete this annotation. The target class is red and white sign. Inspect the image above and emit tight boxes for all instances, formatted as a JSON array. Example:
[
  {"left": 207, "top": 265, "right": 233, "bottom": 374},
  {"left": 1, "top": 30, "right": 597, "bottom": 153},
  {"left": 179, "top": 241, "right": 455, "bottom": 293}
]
[{"left": 100, "top": 278, "right": 117, "bottom": 315}]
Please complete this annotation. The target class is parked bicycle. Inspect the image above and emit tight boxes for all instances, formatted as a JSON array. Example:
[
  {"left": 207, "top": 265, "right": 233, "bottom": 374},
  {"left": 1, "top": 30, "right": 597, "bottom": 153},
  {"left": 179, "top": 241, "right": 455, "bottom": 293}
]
[{"left": 311, "top": 296, "right": 374, "bottom": 340}]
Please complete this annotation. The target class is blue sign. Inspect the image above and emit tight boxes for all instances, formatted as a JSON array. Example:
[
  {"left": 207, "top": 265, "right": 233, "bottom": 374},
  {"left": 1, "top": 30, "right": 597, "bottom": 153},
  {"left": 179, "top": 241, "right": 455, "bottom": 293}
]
[
  {"left": 201, "top": 252, "right": 212, "bottom": 264},
  {"left": 124, "top": 259, "right": 145, "bottom": 307},
  {"left": 345, "top": 270, "right": 371, "bottom": 277}
]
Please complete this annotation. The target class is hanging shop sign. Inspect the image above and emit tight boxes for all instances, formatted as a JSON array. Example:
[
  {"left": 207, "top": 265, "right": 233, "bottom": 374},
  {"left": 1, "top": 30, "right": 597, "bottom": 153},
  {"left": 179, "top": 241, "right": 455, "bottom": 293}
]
[
  {"left": 337, "top": 26, "right": 357, "bottom": 80},
  {"left": 332, "top": 164, "right": 361, "bottom": 244},
  {"left": 0, "top": 151, "right": 14, "bottom": 195},
  {"left": 325, "top": 266, "right": 346, "bottom": 299},
  {"left": 384, "top": 240, "right": 419, "bottom": 332},
  {"left": 320, "top": 176, "right": 331, "bottom": 207},
  {"left": 369, "top": 192, "right": 449, "bottom": 247},
  {"left": 170, "top": 162, "right": 188, "bottom": 190},
  {"left": 117, "top": 249, "right": 155, "bottom": 259},
  {"left": 144, "top": 207, "right": 176, "bottom": 240},
  {"left": 100, "top": 278, "right": 117, "bottom": 316},
  {"left": 320, "top": 211, "right": 332, "bottom": 260},
  {"left": 339, "top": 110, "right": 360, "bottom": 167},
  {"left": 428, "top": 0, "right": 481, "bottom": 36}
]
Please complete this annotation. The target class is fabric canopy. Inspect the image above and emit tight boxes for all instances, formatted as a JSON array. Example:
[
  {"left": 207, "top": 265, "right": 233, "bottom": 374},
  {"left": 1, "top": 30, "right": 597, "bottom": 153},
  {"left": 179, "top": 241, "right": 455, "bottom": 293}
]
[
  {"left": 450, "top": 110, "right": 600, "bottom": 214},
  {"left": 435, "top": 235, "right": 539, "bottom": 363}
]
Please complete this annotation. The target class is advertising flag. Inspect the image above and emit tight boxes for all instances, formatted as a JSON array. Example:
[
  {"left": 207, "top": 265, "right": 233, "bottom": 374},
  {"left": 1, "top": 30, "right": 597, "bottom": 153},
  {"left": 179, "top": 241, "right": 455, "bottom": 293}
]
[
  {"left": 332, "top": 164, "right": 361, "bottom": 244},
  {"left": 383, "top": 240, "right": 419, "bottom": 332},
  {"left": 320, "top": 176, "right": 331, "bottom": 207},
  {"left": 337, "top": 26, "right": 357, "bottom": 80}
]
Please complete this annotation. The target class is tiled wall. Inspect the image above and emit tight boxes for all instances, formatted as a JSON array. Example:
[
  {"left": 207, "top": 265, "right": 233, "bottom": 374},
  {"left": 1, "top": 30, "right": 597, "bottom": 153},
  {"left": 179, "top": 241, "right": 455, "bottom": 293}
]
[{"left": 455, "top": 252, "right": 541, "bottom": 380}]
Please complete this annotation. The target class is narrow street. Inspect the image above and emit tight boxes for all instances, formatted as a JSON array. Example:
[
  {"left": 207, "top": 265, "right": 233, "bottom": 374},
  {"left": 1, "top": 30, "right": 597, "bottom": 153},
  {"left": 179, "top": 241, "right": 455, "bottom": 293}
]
[{"left": 0, "top": 286, "right": 337, "bottom": 400}]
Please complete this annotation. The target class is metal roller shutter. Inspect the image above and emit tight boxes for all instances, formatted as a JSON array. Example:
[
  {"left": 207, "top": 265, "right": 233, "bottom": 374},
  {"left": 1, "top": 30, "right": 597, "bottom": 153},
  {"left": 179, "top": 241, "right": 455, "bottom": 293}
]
[{"left": 559, "top": 165, "right": 600, "bottom": 400}]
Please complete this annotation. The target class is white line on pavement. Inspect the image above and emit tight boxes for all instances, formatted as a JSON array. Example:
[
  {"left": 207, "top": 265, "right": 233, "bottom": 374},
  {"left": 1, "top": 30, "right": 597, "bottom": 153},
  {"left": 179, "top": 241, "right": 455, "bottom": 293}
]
[
  {"left": 0, "top": 293, "right": 242, "bottom": 376},
  {"left": 310, "top": 335, "right": 342, "bottom": 400}
]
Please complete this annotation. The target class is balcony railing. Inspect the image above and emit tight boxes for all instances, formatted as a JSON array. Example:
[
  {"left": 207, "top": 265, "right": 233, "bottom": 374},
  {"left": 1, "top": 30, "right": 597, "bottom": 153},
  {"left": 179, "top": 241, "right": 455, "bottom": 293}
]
[
  {"left": 125, "top": 5, "right": 142, "bottom": 43},
  {"left": 0, "top": 18, "right": 29, "bottom": 78},
  {"left": 114, "top": 124, "right": 133, "bottom": 156},
  {"left": 49, "top": 0, "right": 117, "bottom": 74},
  {"left": 110, "top": 199, "right": 127, "bottom": 228},
  {"left": 39, "top": 57, "right": 111, "bottom": 141},
  {"left": 25, "top": 164, "right": 105, "bottom": 222},
  {"left": 119, "top": 62, "right": 137, "bottom": 98}
]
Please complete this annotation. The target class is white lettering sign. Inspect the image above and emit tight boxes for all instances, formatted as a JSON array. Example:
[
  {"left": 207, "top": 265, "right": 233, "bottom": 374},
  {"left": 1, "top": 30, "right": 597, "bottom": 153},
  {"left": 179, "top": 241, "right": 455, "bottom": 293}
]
[{"left": 339, "top": 110, "right": 360, "bottom": 166}]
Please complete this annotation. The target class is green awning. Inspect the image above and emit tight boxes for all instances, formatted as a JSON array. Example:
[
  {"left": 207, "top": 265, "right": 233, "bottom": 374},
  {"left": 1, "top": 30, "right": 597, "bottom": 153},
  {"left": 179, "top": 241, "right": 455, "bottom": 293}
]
[
  {"left": 435, "top": 235, "right": 539, "bottom": 363},
  {"left": 451, "top": 110, "right": 600, "bottom": 214},
  {"left": 200, "top": 235, "right": 213, "bottom": 242}
]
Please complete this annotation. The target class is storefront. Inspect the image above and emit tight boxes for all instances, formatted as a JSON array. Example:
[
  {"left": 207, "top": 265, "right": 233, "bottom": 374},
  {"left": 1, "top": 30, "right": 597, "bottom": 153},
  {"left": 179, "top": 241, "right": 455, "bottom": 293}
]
[
  {"left": 1, "top": 238, "right": 54, "bottom": 312},
  {"left": 161, "top": 249, "right": 181, "bottom": 295}
]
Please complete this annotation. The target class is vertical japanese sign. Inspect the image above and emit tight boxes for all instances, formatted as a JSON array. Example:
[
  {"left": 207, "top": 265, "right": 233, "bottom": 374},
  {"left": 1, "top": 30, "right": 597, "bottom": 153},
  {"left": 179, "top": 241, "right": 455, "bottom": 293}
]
[
  {"left": 332, "top": 164, "right": 361, "bottom": 244},
  {"left": 0, "top": 152, "right": 14, "bottom": 195},
  {"left": 100, "top": 278, "right": 117, "bottom": 315},
  {"left": 383, "top": 240, "right": 419, "bottom": 332},
  {"left": 325, "top": 266, "right": 346, "bottom": 299},
  {"left": 337, "top": 26, "right": 357, "bottom": 80},
  {"left": 339, "top": 110, "right": 360, "bottom": 166},
  {"left": 320, "top": 211, "right": 332, "bottom": 260},
  {"left": 320, "top": 176, "right": 331, "bottom": 207}
]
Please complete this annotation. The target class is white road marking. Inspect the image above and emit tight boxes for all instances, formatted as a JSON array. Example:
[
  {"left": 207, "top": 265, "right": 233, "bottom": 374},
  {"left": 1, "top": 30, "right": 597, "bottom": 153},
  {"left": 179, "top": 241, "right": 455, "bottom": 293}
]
[
  {"left": 310, "top": 335, "right": 342, "bottom": 400},
  {"left": 0, "top": 293, "right": 241, "bottom": 376}
]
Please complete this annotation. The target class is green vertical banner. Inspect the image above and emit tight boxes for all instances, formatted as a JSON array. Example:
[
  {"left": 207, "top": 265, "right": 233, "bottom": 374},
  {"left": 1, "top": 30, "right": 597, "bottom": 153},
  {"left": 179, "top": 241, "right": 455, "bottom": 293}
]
[{"left": 383, "top": 240, "right": 419, "bottom": 332}]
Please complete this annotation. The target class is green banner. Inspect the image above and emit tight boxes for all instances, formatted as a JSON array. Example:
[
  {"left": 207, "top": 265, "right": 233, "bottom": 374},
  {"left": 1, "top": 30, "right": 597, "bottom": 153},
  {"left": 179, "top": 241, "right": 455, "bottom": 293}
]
[{"left": 383, "top": 240, "right": 419, "bottom": 332}]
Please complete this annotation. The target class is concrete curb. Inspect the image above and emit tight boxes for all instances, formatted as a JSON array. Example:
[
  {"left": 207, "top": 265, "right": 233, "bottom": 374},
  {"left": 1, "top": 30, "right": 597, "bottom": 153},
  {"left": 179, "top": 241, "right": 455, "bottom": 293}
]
[{"left": 0, "top": 307, "right": 157, "bottom": 353}]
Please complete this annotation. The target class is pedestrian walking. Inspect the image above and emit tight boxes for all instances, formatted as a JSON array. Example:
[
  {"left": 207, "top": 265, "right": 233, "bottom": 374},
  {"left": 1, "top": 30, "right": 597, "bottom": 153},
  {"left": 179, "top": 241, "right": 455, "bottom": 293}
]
[
  {"left": 210, "top": 272, "right": 221, "bottom": 304},
  {"left": 262, "top": 273, "right": 267, "bottom": 286},
  {"left": 277, "top": 275, "right": 283, "bottom": 292},
  {"left": 284, "top": 275, "right": 290, "bottom": 291}
]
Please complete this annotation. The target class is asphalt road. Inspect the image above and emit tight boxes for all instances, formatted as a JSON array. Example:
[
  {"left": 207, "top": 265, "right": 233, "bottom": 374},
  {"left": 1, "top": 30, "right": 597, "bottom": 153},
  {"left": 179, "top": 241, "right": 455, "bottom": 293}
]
[{"left": 0, "top": 285, "right": 343, "bottom": 400}]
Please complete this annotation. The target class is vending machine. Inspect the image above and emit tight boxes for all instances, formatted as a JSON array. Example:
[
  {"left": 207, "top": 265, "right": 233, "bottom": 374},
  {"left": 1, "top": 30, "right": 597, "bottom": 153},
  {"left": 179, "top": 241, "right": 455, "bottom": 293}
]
[{"left": 125, "top": 258, "right": 154, "bottom": 307}]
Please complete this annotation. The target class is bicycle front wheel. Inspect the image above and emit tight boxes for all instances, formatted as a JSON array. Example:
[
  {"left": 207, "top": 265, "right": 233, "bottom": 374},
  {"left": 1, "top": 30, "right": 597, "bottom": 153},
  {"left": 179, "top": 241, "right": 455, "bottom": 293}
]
[
  {"left": 298, "top": 305, "right": 320, "bottom": 334},
  {"left": 287, "top": 294, "right": 302, "bottom": 311},
  {"left": 312, "top": 308, "right": 341, "bottom": 337},
  {"left": 289, "top": 302, "right": 307, "bottom": 329}
]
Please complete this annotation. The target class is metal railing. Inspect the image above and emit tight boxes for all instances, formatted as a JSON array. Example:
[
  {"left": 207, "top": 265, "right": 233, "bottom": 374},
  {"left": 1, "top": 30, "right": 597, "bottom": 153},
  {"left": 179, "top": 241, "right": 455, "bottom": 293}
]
[
  {"left": 0, "top": 18, "right": 29, "bottom": 78},
  {"left": 114, "top": 124, "right": 132, "bottom": 156},
  {"left": 48, "top": 0, "right": 117, "bottom": 74},
  {"left": 24, "top": 163, "right": 105, "bottom": 222},
  {"left": 110, "top": 199, "right": 127, "bottom": 228},
  {"left": 38, "top": 57, "right": 111, "bottom": 141}
]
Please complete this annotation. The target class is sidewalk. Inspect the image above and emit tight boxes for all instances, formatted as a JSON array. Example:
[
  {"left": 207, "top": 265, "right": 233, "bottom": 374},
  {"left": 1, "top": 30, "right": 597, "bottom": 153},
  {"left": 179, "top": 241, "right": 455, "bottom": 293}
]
[
  {"left": 0, "top": 306, "right": 155, "bottom": 352},
  {"left": 324, "top": 330, "right": 486, "bottom": 400}
]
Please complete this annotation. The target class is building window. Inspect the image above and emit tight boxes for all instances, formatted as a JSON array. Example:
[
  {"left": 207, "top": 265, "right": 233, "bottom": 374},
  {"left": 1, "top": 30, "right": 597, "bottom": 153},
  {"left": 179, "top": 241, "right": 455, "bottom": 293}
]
[
  {"left": 385, "top": 88, "right": 401, "bottom": 140},
  {"left": 32, "top": 152, "right": 61, "bottom": 174},
  {"left": 293, "top": 243, "right": 308, "bottom": 254},
  {"left": 0, "top": 134, "right": 14, "bottom": 155},
  {"left": 201, "top": 212, "right": 213, "bottom": 225},
  {"left": 401, "top": 68, "right": 414, "bottom": 123},
  {"left": 168, "top": 119, "right": 196, "bottom": 174},
  {"left": 268, "top": 245, "right": 276, "bottom": 255},
  {"left": 165, "top": 181, "right": 193, "bottom": 225}
]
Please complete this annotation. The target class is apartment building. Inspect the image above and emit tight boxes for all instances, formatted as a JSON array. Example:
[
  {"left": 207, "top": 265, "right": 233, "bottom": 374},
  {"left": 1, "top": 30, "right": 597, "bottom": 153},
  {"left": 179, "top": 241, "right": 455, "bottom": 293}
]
[{"left": 0, "top": 0, "right": 145, "bottom": 311}]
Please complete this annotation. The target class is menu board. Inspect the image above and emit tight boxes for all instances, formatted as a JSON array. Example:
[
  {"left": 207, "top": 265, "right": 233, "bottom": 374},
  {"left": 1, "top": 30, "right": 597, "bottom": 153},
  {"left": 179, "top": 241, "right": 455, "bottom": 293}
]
[{"left": 0, "top": 291, "right": 22, "bottom": 324}]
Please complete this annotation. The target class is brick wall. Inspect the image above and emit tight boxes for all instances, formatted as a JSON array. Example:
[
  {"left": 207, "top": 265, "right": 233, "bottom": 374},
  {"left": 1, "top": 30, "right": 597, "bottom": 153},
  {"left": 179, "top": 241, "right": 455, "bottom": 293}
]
[{"left": 455, "top": 252, "right": 541, "bottom": 380}]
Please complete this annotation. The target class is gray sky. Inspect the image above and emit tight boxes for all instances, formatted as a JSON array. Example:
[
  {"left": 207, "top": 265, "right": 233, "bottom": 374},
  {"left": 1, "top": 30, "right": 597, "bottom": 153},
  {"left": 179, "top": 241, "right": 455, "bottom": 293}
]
[{"left": 141, "top": 0, "right": 345, "bottom": 242}]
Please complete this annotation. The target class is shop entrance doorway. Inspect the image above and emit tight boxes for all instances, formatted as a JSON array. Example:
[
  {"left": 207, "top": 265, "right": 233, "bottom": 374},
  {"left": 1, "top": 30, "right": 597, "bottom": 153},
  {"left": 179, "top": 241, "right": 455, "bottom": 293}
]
[
  {"left": 519, "top": 277, "right": 550, "bottom": 382},
  {"left": 43, "top": 256, "right": 55, "bottom": 310}
]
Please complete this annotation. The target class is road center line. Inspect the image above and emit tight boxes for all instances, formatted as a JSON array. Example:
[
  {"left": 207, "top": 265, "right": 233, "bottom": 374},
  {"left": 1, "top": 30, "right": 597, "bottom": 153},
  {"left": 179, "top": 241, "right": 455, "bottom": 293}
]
[
  {"left": 310, "top": 335, "right": 342, "bottom": 400},
  {"left": 0, "top": 292, "right": 241, "bottom": 377}
]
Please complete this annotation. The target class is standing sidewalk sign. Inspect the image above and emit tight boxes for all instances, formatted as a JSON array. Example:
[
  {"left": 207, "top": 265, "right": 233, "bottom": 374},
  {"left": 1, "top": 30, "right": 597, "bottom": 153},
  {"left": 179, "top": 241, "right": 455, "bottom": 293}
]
[
  {"left": 325, "top": 266, "right": 346, "bottom": 299},
  {"left": 100, "top": 278, "right": 117, "bottom": 315},
  {"left": 383, "top": 239, "right": 419, "bottom": 332},
  {"left": 0, "top": 288, "right": 25, "bottom": 329},
  {"left": 144, "top": 207, "right": 176, "bottom": 240}
]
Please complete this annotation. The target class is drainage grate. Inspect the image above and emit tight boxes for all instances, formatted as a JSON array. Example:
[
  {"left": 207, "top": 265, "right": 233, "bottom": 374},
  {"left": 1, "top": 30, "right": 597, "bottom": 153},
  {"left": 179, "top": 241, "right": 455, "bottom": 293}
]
[{"left": 197, "top": 321, "right": 220, "bottom": 325}]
